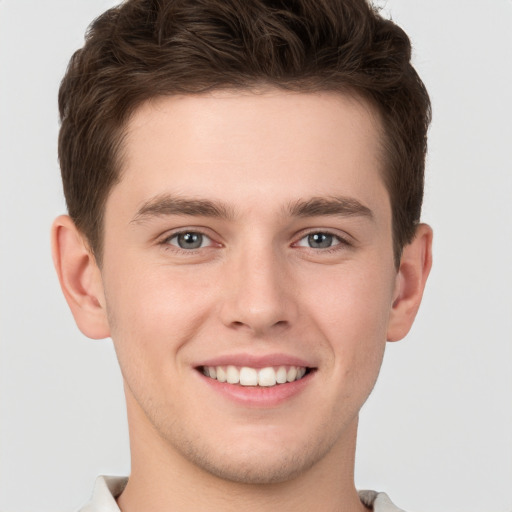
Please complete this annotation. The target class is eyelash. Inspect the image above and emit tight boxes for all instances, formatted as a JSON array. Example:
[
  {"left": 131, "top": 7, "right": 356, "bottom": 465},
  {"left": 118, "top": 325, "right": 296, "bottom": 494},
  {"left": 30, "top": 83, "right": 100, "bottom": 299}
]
[
  {"left": 160, "top": 230, "right": 216, "bottom": 254},
  {"left": 294, "top": 230, "right": 352, "bottom": 253},
  {"left": 159, "top": 229, "right": 351, "bottom": 255}
]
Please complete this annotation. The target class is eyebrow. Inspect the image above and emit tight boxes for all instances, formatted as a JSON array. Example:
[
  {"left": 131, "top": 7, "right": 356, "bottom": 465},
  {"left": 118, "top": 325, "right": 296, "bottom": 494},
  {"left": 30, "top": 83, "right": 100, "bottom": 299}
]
[
  {"left": 286, "top": 196, "right": 373, "bottom": 220},
  {"left": 131, "top": 193, "right": 373, "bottom": 224},
  {"left": 132, "top": 194, "right": 234, "bottom": 223}
]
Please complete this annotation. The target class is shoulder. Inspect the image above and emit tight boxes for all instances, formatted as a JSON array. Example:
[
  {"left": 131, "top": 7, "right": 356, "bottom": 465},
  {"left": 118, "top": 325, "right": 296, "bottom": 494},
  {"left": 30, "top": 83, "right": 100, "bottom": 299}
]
[
  {"left": 78, "top": 476, "right": 127, "bottom": 512},
  {"left": 359, "top": 490, "right": 408, "bottom": 512}
]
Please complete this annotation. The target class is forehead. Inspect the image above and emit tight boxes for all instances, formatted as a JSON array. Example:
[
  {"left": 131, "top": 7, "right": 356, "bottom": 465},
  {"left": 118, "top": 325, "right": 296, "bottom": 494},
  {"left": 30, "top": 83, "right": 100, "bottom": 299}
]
[{"left": 111, "top": 89, "right": 389, "bottom": 220}]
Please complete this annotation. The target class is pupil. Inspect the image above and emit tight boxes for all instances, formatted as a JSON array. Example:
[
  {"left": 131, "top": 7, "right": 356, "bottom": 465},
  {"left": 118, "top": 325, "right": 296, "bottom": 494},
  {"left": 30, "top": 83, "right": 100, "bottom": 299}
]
[
  {"left": 308, "top": 233, "right": 332, "bottom": 248},
  {"left": 178, "top": 232, "right": 202, "bottom": 249}
]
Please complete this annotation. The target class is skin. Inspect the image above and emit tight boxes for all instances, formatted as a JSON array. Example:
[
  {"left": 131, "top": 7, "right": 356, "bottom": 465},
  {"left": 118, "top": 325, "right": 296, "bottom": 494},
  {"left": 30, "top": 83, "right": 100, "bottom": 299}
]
[{"left": 52, "top": 90, "right": 432, "bottom": 512}]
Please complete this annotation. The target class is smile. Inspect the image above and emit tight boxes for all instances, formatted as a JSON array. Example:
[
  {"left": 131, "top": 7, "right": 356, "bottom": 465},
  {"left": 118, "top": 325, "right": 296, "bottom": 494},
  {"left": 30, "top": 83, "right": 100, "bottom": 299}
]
[{"left": 200, "top": 365, "right": 308, "bottom": 387}]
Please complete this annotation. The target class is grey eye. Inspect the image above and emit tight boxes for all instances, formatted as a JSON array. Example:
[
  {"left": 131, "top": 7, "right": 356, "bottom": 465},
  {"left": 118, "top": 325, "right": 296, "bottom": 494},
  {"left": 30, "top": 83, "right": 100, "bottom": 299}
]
[
  {"left": 307, "top": 233, "right": 335, "bottom": 248},
  {"left": 169, "top": 232, "right": 209, "bottom": 249}
]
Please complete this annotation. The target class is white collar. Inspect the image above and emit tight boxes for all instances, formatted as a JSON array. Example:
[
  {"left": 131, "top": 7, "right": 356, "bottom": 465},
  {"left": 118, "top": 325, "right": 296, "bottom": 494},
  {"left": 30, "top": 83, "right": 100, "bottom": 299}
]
[{"left": 79, "top": 476, "right": 406, "bottom": 512}]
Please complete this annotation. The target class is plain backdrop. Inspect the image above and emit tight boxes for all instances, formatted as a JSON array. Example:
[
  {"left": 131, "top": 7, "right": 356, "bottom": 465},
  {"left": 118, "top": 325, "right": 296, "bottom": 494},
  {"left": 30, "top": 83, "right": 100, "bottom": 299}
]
[{"left": 1, "top": 1, "right": 511, "bottom": 511}]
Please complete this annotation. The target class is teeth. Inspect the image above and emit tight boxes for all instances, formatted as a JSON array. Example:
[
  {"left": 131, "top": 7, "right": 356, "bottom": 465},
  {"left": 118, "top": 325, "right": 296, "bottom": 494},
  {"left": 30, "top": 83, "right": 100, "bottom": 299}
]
[
  {"left": 258, "top": 367, "right": 276, "bottom": 387},
  {"left": 239, "top": 367, "right": 258, "bottom": 386},
  {"left": 286, "top": 366, "right": 297, "bottom": 382},
  {"left": 216, "top": 366, "right": 227, "bottom": 382},
  {"left": 226, "top": 365, "right": 239, "bottom": 384},
  {"left": 202, "top": 365, "right": 308, "bottom": 387},
  {"left": 276, "top": 366, "right": 287, "bottom": 384}
]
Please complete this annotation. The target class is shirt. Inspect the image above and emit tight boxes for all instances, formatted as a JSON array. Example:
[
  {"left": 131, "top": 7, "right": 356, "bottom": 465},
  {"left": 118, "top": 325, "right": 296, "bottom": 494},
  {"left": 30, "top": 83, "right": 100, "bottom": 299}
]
[{"left": 79, "top": 476, "right": 407, "bottom": 512}]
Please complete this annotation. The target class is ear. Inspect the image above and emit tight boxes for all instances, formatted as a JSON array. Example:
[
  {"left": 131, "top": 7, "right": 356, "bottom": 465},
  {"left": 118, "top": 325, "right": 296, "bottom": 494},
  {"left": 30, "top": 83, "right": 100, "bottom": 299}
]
[
  {"left": 387, "top": 223, "right": 433, "bottom": 342},
  {"left": 51, "top": 215, "right": 110, "bottom": 339}
]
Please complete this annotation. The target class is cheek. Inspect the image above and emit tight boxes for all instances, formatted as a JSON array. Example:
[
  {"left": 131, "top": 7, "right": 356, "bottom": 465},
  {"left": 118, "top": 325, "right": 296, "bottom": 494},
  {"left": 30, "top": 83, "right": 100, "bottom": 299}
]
[
  {"left": 302, "top": 261, "right": 395, "bottom": 371},
  {"left": 103, "top": 264, "right": 217, "bottom": 368}
]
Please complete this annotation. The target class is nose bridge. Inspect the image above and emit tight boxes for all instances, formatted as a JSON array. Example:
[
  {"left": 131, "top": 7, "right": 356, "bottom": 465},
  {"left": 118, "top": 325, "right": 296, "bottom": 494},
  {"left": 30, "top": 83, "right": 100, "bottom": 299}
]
[{"left": 220, "top": 237, "right": 296, "bottom": 334}]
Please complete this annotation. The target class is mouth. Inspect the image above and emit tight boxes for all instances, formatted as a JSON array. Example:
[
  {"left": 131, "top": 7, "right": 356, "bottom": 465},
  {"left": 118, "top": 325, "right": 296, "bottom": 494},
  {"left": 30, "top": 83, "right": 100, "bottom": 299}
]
[{"left": 198, "top": 365, "right": 313, "bottom": 387}]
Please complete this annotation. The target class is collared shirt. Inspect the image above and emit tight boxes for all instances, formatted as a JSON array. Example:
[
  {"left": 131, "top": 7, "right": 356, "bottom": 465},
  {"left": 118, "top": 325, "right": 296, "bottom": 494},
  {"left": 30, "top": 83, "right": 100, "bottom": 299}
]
[{"left": 79, "top": 476, "right": 407, "bottom": 512}]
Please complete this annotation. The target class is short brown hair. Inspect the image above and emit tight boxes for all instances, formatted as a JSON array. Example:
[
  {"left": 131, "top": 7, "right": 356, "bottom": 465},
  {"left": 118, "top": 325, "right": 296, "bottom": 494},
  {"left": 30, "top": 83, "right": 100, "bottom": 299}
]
[{"left": 58, "top": 0, "right": 431, "bottom": 265}]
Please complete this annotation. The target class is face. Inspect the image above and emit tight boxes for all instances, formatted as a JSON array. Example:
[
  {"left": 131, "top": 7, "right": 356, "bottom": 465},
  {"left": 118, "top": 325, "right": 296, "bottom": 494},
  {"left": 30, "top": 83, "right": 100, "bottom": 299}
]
[{"left": 100, "top": 90, "right": 398, "bottom": 483}]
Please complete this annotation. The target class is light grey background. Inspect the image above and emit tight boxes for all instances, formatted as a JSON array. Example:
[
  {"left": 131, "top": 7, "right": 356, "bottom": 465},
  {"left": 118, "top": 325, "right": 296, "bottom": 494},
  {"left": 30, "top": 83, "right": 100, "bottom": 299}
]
[{"left": 1, "top": 1, "right": 511, "bottom": 511}]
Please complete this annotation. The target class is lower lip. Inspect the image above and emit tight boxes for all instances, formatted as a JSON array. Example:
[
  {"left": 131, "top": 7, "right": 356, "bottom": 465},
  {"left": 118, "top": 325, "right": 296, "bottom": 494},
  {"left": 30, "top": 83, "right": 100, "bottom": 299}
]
[{"left": 198, "top": 370, "right": 315, "bottom": 407}]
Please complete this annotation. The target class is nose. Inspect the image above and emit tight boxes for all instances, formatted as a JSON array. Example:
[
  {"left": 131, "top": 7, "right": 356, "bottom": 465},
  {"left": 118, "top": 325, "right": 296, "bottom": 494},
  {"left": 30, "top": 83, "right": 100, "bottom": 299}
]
[{"left": 219, "top": 244, "right": 298, "bottom": 336}]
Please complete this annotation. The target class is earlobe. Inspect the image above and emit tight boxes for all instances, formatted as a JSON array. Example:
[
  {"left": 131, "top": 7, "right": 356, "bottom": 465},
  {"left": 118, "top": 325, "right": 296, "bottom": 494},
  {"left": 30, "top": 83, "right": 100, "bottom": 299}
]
[
  {"left": 51, "top": 215, "right": 110, "bottom": 340},
  {"left": 387, "top": 223, "right": 433, "bottom": 342}
]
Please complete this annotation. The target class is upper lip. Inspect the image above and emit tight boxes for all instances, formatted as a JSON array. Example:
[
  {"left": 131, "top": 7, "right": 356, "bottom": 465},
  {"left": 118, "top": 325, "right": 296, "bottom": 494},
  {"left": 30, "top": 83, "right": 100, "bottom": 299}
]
[{"left": 195, "top": 353, "right": 314, "bottom": 369}]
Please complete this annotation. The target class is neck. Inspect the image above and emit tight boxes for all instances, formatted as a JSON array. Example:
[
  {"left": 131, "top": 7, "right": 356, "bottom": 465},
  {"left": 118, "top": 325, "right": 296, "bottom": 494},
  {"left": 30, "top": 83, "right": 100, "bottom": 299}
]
[{"left": 117, "top": 389, "right": 368, "bottom": 512}]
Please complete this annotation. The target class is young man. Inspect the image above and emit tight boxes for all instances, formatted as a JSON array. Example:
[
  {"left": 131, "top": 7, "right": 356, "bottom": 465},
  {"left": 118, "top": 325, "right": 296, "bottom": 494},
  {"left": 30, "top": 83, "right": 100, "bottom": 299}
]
[{"left": 52, "top": 0, "right": 432, "bottom": 510}]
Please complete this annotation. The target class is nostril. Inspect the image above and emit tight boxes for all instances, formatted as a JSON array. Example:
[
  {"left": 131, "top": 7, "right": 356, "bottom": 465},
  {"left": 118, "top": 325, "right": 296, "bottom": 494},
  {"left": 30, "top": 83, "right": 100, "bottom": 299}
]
[{"left": 228, "top": 319, "right": 290, "bottom": 334}]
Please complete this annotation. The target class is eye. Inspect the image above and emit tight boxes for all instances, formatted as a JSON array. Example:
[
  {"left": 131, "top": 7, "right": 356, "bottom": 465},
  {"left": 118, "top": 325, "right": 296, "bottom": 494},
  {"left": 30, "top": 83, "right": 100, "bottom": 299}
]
[
  {"left": 166, "top": 231, "right": 212, "bottom": 250},
  {"left": 296, "top": 232, "right": 342, "bottom": 249}
]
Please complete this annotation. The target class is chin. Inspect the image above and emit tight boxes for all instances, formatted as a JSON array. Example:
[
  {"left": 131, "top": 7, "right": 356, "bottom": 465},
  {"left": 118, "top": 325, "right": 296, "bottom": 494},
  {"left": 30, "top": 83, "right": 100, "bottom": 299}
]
[{"left": 170, "top": 427, "right": 339, "bottom": 485}]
